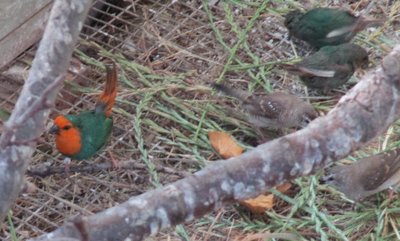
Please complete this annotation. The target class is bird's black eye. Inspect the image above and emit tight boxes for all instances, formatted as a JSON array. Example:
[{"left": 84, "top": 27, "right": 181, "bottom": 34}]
[{"left": 63, "top": 125, "right": 72, "bottom": 130}]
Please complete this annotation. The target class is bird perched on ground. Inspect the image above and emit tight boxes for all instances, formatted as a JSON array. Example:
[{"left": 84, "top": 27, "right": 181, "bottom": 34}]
[
  {"left": 284, "top": 8, "right": 384, "bottom": 48},
  {"left": 212, "top": 83, "right": 318, "bottom": 129},
  {"left": 50, "top": 62, "right": 117, "bottom": 162},
  {"left": 324, "top": 148, "right": 400, "bottom": 201},
  {"left": 281, "top": 43, "right": 369, "bottom": 92}
]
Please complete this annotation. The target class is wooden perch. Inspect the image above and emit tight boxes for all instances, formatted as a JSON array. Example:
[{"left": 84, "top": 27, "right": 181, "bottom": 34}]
[
  {"left": 29, "top": 45, "right": 400, "bottom": 241},
  {"left": 0, "top": 0, "right": 92, "bottom": 222}
]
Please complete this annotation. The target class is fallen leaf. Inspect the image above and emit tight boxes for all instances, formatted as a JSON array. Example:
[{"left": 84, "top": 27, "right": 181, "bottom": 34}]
[
  {"left": 208, "top": 130, "right": 293, "bottom": 214},
  {"left": 240, "top": 183, "right": 292, "bottom": 214},
  {"left": 208, "top": 131, "right": 244, "bottom": 159},
  {"left": 240, "top": 194, "right": 274, "bottom": 213}
]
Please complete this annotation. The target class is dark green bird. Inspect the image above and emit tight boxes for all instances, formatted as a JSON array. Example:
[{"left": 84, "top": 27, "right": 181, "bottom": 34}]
[
  {"left": 281, "top": 43, "right": 369, "bottom": 92},
  {"left": 284, "top": 8, "right": 383, "bottom": 48}
]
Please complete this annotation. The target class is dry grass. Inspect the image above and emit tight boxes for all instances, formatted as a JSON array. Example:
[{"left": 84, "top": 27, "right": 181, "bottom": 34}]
[{"left": 1, "top": 0, "right": 400, "bottom": 240}]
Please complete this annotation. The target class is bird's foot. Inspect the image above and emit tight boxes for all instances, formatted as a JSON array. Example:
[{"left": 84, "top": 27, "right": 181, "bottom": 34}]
[
  {"left": 387, "top": 187, "right": 398, "bottom": 202},
  {"left": 63, "top": 157, "right": 71, "bottom": 176},
  {"left": 108, "top": 150, "right": 119, "bottom": 170},
  {"left": 255, "top": 127, "right": 271, "bottom": 144}
]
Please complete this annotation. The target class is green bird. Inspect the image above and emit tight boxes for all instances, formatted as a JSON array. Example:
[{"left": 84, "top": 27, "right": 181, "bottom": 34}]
[
  {"left": 281, "top": 43, "right": 369, "bottom": 92},
  {"left": 50, "top": 62, "right": 117, "bottom": 161},
  {"left": 284, "top": 8, "right": 383, "bottom": 48}
]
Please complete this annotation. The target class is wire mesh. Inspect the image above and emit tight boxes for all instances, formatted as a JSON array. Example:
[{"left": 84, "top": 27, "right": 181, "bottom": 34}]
[
  {"left": 1, "top": 1, "right": 231, "bottom": 239},
  {"left": 0, "top": 0, "right": 396, "bottom": 240}
]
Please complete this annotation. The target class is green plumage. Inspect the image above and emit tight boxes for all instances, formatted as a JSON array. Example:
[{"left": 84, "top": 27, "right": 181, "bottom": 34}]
[
  {"left": 284, "top": 43, "right": 369, "bottom": 92},
  {"left": 52, "top": 62, "right": 117, "bottom": 162},
  {"left": 65, "top": 108, "right": 113, "bottom": 160},
  {"left": 285, "top": 8, "right": 376, "bottom": 48}
]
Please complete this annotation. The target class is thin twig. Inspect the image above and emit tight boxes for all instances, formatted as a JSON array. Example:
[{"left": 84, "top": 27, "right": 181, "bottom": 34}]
[{"left": 27, "top": 160, "right": 190, "bottom": 178}]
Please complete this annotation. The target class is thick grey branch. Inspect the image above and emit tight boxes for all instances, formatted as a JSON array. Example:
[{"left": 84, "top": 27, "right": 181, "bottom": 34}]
[
  {"left": 0, "top": 0, "right": 92, "bottom": 221},
  {"left": 29, "top": 45, "right": 400, "bottom": 241}
]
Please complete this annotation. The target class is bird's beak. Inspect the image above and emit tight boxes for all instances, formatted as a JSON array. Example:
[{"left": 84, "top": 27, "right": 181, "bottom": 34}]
[
  {"left": 301, "top": 115, "right": 313, "bottom": 128},
  {"left": 49, "top": 125, "right": 60, "bottom": 135}
]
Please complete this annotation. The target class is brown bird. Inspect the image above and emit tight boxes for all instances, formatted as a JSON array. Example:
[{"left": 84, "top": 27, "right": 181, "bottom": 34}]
[
  {"left": 281, "top": 43, "right": 369, "bottom": 93},
  {"left": 212, "top": 83, "right": 318, "bottom": 129},
  {"left": 324, "top": 148, "right": 400, "bottom": 201}
]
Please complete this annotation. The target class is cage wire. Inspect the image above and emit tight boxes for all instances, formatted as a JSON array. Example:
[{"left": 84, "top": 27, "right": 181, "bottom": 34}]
[{"left": 0, "top": 0, "right": 394, "bottom": 240}]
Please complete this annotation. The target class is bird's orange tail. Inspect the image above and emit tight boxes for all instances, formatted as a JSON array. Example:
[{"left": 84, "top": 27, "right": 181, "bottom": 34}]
[{"left": 97, "top": 62, "right": 117, "bottom": 117}]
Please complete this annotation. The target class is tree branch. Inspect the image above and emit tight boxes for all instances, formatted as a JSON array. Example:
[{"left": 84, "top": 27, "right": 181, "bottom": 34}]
[
  {"left": 0, "top": 0, "right": 92, "bottom": 222},
  {"left": 29, "top": 45, "right": 400, "bottom": 241}
]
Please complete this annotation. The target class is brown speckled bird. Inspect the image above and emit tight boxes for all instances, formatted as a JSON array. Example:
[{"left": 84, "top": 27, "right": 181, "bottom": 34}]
[
  {"left": 212, "top": 83, "right": 318, "bottom": 129},
  {"left": 324, "top": 148, "right": 400, "bottom": 201}
]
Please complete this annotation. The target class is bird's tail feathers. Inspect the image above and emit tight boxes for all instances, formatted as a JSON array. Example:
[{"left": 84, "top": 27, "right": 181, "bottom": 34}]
[
  {"left": 326, "top": 17, "right": 384, "bottom": 39},
  {"left": 211, "top": 83, "right": 249, "bottom": 101},
  {"left": 280, "top": 63, "right": 301, "bottom": 73},
  {"left": 97, "top": 62, "right": 118, "bottom": 117},
  {"left": 281, "top": 63, "right": 335, "bottom": 78},
  {"left": 355, "top": 17, "right": 385, "bottom": 32}
]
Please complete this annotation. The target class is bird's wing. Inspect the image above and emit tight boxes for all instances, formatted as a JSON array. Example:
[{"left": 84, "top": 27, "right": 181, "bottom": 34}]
[
  {"left": 360, "top": 149, "right": 400, "bottom": 191},
  {"left": 294, "top": 50, "right": 340, "bottom": 77},
  {"left": 296, "top": 9, "right": 355, "bottom": 40},
  {"left": 324, "top": 10, "right": 359, "bottom": 38},
  {"left": 296, "top": 66, "right": 336, "bottom": 77},
  {"left": 326, "top": 25, "right": 356, "bottom": 38},
  {"left": 330, "top": 63, "right": 354, "bottom": 80},
  {"left": 281, "top": 63, "right": 335, "bottom": 78},
  {"left": 244, "top": 94, "right": 285, "bottom": 120}
]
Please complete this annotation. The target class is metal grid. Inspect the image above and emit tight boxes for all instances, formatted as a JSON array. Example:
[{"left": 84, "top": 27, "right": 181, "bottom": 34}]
[
  {"left": 0, "top": 0, "right": 394, "bottom": 240},
  {"left": 1, "top": 1, "right": 234, "bottom": 239}
]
